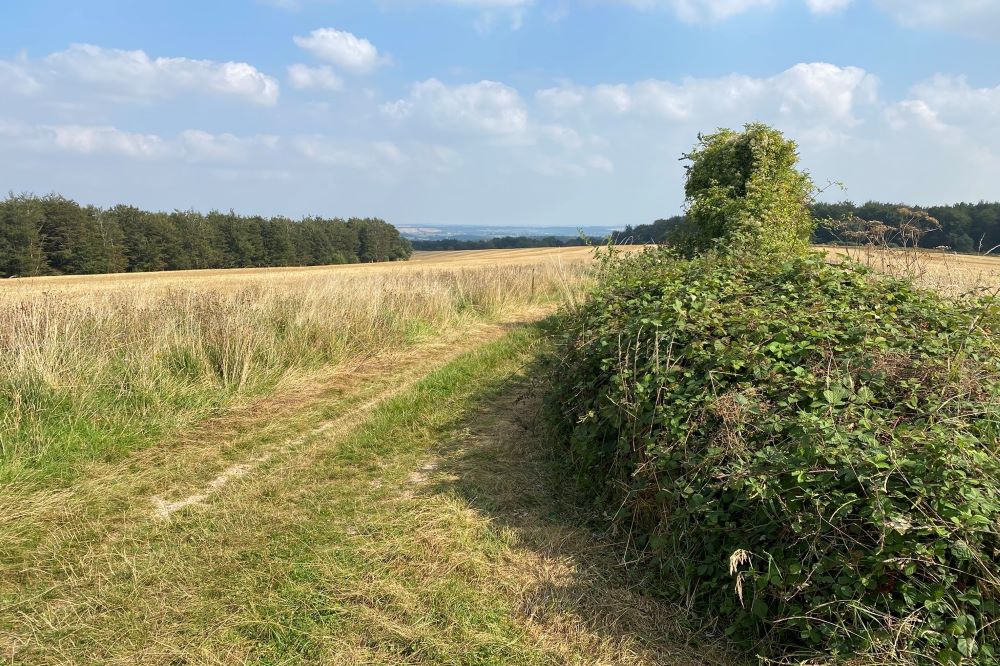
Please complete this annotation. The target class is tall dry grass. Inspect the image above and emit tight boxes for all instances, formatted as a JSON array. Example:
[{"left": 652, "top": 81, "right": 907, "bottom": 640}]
[
  {"left": 0, "top": 262, "right": 587, "bottom": 482},
  {"left": 823, "top": 244, "right": 1000, "bottom": 297},
  {"left": 818, "top": 209, "right": 1000, "bottom": 297}
]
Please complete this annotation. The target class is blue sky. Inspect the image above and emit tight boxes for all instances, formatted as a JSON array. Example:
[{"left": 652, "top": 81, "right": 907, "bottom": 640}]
[{"left": 2, "top": 0, "right": 999, "bottom": 227}]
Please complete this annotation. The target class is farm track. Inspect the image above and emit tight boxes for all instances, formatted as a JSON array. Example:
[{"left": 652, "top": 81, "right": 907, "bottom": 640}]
[
  {"left": 0, "top": 307, "right": 545, "bottom": 660},
  {"left": 0, "top": 305, "right": 739, "bottom": 665}
]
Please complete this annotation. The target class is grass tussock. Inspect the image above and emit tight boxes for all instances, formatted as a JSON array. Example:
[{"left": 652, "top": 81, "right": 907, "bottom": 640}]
[{"left": 0, "top": 261, "right": 586, "bottom": 483}]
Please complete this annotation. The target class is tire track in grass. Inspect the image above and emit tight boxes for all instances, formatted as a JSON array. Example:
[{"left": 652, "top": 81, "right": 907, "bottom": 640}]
[
  {"left": 0, "top": 308, "right": 553, "bottom": 654},
  {"left": 146, "top": 307, "right": 554, "bottom": 521},
  {"left": 3, "top": 315, "right": 743, "bottom": 665}
]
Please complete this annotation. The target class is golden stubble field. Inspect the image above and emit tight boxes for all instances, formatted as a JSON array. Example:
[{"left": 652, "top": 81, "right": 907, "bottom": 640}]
[
  {"left": 0, "top": 247, "right": 607, "bottom": 296},
  {"left": 5, "top": 244, "right": 996, "bottom": 297},
  {"left": 821, "top": 244, "right": 1000, "bottom": 296}
]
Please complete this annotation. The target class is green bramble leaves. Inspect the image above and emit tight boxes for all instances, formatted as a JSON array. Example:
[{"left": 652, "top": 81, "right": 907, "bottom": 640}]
[
  {"left": 548, "top": 250, "right": 1000, "bottom": 663},
  {"left": 547, "top": 124, "right": 1000, "bottom": 664}
]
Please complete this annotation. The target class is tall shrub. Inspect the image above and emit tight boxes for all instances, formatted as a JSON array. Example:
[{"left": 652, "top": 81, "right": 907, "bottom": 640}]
[
  {"left": 678, "top": 123, "right": 815, "bottom": 257},
  {"left": 549, "top": 251, "right": 1000, "bottom": 663}
]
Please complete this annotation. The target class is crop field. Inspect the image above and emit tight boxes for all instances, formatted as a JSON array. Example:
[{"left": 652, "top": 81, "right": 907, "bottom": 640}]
[
  {"left": 0, "top": 248, "right": 605, "bottom": 295},
  {"left": 822, "top": 244, "right": 1000, "bottom": 296},
  {"left": 2, "top": 243, "right": 998, "bottom": 665}
]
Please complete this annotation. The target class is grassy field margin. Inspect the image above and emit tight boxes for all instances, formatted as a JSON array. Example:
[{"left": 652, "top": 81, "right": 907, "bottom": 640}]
[{"left": 1, "top": 319, "right": 739, "bottom": 665}]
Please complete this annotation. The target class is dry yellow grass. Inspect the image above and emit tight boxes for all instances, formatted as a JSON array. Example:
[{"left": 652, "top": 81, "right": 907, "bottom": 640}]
[
  {"left": 820, "top": 244, "right": 1000, "bottom": 296},
  {"left": 0, "top": 248, "right": 605, "bottom": 483},
  {"left": 0, "top": 315, "right": 740, "bottom": 665},
  {"left": 0, "top": 247, "right": 605, "bottom": 296}
]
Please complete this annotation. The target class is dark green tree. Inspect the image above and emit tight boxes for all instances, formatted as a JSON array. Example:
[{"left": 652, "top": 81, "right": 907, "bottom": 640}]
[{"left": 0, "top": 195, "right": 48, "bottom": 277}]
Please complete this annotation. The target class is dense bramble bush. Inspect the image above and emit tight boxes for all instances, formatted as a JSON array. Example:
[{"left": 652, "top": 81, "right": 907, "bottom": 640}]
[{"left": 548, "top": 247, "right": 1000, "bottom": 663}]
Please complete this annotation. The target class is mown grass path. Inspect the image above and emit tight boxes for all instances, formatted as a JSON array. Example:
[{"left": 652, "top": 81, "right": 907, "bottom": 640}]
[{"left": 1, "top": 312, "right": 738, "bottom": 665}]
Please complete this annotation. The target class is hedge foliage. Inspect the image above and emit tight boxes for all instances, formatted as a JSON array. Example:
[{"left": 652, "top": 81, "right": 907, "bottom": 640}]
[
  {"left": 678, "top": 123, "right": 816, "bottom": 257},
  {"left": 547, "top": 248, "right": 1000, "bottom": 663}
]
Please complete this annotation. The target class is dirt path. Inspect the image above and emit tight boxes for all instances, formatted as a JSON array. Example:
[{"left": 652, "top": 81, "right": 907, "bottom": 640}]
[
  {"left": 1, "top": 306, "right": 549, "bottom": 541},
  {"left": 0, "top": 309, "right": 737, "bottom": 665}
]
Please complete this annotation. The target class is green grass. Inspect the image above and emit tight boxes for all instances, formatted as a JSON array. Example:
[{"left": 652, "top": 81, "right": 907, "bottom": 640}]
[{"left": 1, "top": 322, "right": 739, "bottom": 665}]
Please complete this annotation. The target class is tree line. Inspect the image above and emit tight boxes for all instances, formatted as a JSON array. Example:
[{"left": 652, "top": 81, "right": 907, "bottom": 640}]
[
  {"left": 410, "top": 235, "right": 594, "bottom": 251},
  {"left": 613, "top": 201, "right": 1000, "bottom": 253},
  {"left": 0, "top": 194, "right": 412, "bottom": 278}
]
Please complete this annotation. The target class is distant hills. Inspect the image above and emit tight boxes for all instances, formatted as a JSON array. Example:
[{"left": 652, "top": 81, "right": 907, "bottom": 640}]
[{"left": 397, "top": 224, "right": 621, "bottom": 241}]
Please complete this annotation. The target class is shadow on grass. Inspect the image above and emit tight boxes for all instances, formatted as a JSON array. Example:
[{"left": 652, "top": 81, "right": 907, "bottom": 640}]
[{"left": 427, "top": 349, "right": 747, "bottom": 666}]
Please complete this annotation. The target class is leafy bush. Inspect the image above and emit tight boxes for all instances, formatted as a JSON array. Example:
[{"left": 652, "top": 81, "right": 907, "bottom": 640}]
[
  {"left": 676, "top": 123, "right": 816, "bottom": 258},
  {"left": 547, "top": 248, "right": 1000, "bottom": 663}
]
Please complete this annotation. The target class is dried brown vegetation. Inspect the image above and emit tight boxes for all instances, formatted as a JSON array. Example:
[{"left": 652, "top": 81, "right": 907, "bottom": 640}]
[{"left": 0, "top": 248, "right": 600, "bottom": 481}]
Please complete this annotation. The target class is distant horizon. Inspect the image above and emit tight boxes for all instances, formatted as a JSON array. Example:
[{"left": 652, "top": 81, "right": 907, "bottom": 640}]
[{"left": 6, "top": 192, "right": 1000, "bottom": 233}]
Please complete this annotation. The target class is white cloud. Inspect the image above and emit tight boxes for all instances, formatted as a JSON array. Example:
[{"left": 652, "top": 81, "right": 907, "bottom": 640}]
[
  {"left": 40, "top": 44, "right": 279, "bottom": 105},
  {"left": 875, "top": 0, "right": 1000, "bottom": 36},
  {"left": 886, "top": 76, "right": 1000, "bottom": 145},
  {"left": 805, "top": 0, "right": 851, "bottom": 12},
  {"left": 908, "top": 75, "right": 1000, "bottom": 121},
  {"left": 606, "top": 0, "right": 855, "bottom": 22},
  {"left": 540, "top": 124, "right": 584, "bottom": 149},
  {"left": 291, "top": 135, "right": 463, "bottom": 176},
  {"left": 292, "top": 135, "right": 379, "bottom": 169},
  {"left": 287, "top": 64, "right": 344, "bottom": 91},
  {"left": 885, "top": 99, "right": 950, "bottom": 134},
  {"left": 0, "top": 60, "right": 41, "bottom": 95},
  {"left": 293, "top": 28, "right": 384, "bottom": 74},
  {"left": 539, "top": 63, "right": 877, "bottom": 126},
  {"left": 50, "top": 125, "right": 175, "bottom": 158},
  {"left": 535, "top": 86, "right": 584, "bottom": 114},
  {"left": 3, "top": 123, "right": 177, "bottom": 159},
  {"left": 440, "top": 0, "right": 533, "bottom": 30},
  {"left": 0, "top": 121, "right": 284, "bottom": 163},
  {"left": 179, "top": 130, "right": 279, "bottom": 162},
  {"left": 420, "top": 0, "right": 531, "bottom": 6},
  {"left": 382, "top": 78, "right": 528, "bottom": 135},
  {"left": 610, "top": 0, "right": 797, "bottom": 23},
  {"left": 772, "top": 62, "right": 877, "bottom": 122}
]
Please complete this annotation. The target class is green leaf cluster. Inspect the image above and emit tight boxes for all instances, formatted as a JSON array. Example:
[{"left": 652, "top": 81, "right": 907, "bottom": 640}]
[
  {"left": 678, "top": 123, "right": 816, "bottom": 258},
  {"left": 547, "top": 247, "right": 1000, "bottom": 663}
]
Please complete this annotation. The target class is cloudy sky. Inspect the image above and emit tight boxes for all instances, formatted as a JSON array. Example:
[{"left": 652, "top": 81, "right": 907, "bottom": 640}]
[{"left": 2, "top": 0, "right": 999, "bottom": 226}]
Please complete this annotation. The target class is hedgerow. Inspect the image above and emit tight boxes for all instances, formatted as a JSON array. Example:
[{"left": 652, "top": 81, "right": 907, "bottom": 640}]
[
  {"left": 547, "top": 123, "right": 1000, "bottom": 664},
  {"left": 548, "top": 248, "right": 1000, "bottom": 663}
]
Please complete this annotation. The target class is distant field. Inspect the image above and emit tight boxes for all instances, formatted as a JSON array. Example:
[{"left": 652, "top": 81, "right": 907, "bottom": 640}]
[
  {"left": 0, "top": 247, "right": 609, "bottom": 295},
  {"left": 821, "top": 244, "right": 1000, "bottom": 295},
  {"left": 7, "top": 243, "right": 996, "bottom": 294}
]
